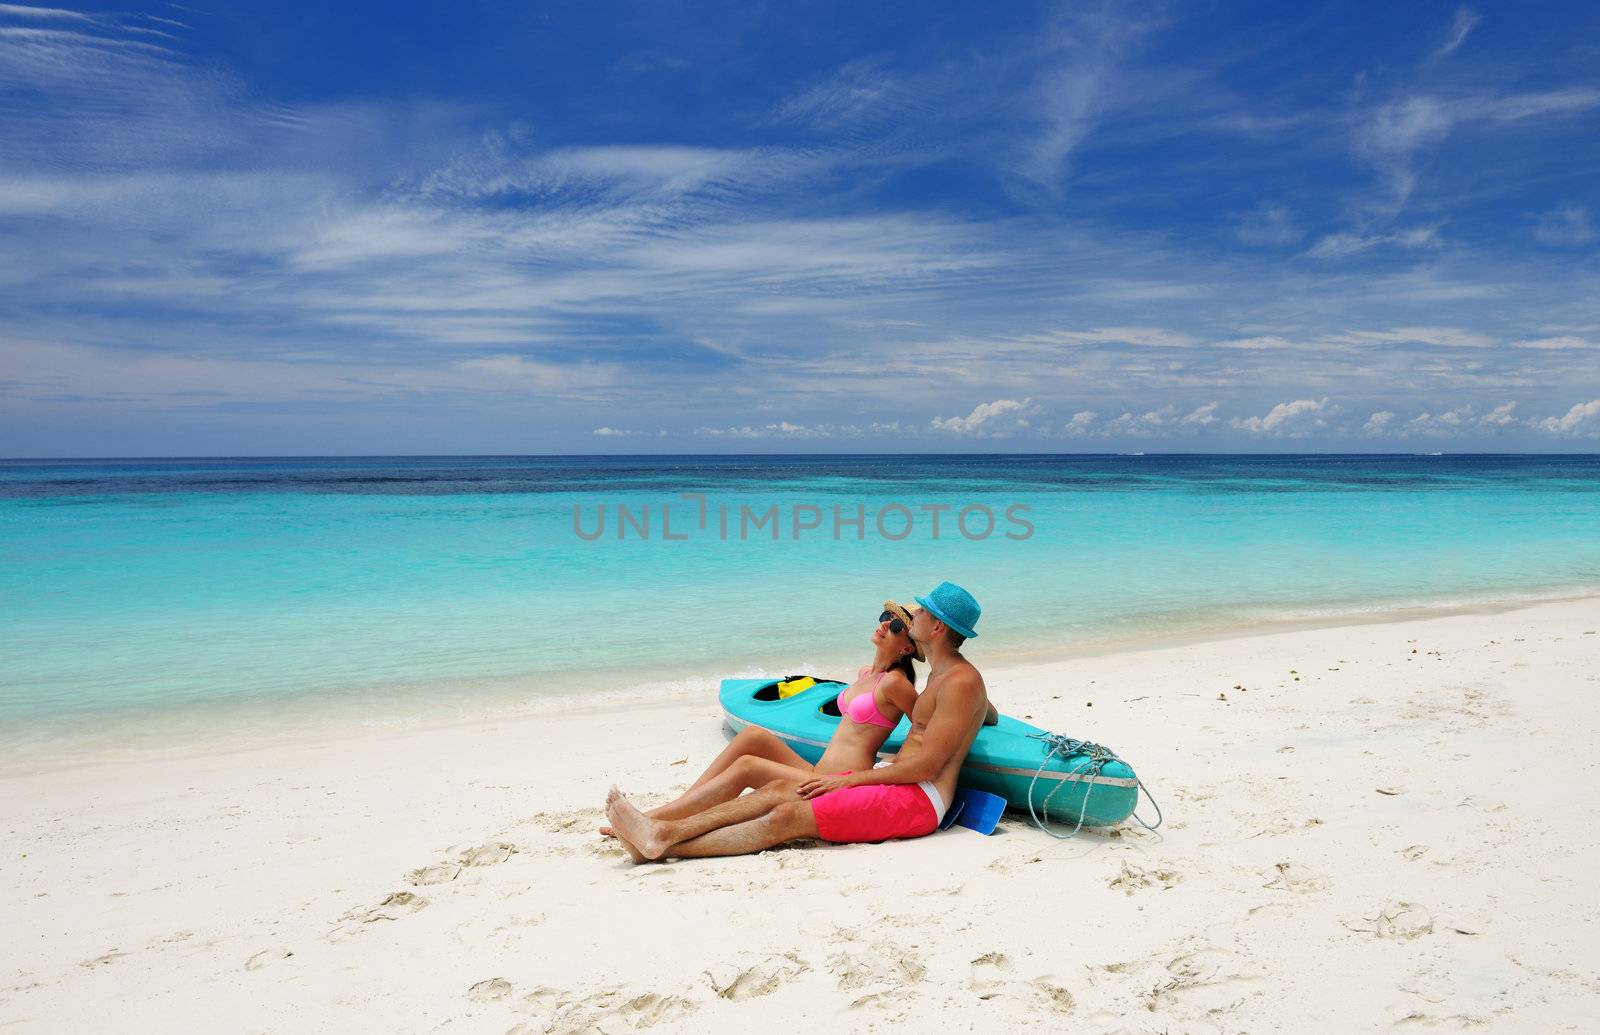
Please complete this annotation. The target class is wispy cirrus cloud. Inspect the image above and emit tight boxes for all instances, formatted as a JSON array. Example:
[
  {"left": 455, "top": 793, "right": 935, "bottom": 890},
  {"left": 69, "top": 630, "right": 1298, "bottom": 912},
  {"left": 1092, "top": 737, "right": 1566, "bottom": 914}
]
[
  {"left": 1532, "top": 206, "right": 1596, "bottom": 246},
  {"left": 1434, "top": 6, "right": 1480, "bottom": 59},
  {"left": 1307, "top": 225, "right": 1441, "bottom": 260},
  {"left": 1235, "top": 203, "right": 1303, "bottom": 247},
  {"left": 766, "top": 60, "right": 926, "bottom": 134},
  {"left": 1010, "top": 5, "right": 1158, "bottom": 194}
]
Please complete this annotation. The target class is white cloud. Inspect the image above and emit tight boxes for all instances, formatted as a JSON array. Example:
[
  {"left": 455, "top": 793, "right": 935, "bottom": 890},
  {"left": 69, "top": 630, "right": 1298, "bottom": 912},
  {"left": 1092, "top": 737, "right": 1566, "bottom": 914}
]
[
  {"left": 1435, "top": 7, "right": 1480, "bottom": 58},
  {"left": 1354, "top": 98, "right": 1454, "bottom": 209},
  {"left": 767, "top": 60, "right": 922, "bottom": 131},
  {"left": 1013, "top": 7, "right": 1155, "bottom": 193},
  {"left": 0, "top": 4, "right": 95, "bottom": 21},
  {"left": 456, "top": 355, "right": 616, "bottom": 392},
  {"left": 1479, "top": 402, "right": 1517, "bottom": 426},
  {"left": 1307, "top": 225, "right": 1441, "bottom": 259},
  {"left": 1510, "top": 336, "right": 1598, "bottom": 350},
  {"left": 1234, "top": 203, "right": 1302, "bottom": 247},
  {"left": 1099, "top": 403, "right": 1218, "bottom": 437},
  {"left": 694, "top": 421, "right": 903, "bottom": 439},
  {"left": 1048, "top": 327, "right": 1200, "bottom": 348},
  {"left": 1405, "top": 407, "right": 1474, "bottom": 436},
  {"left": 1535, "top": 400, "right": 1600, "bottom": 436},
  {"left": 1063, "top": 410, "right": 1098, "bottom": 434},
  {"left": 1349, "top": 88, "right": 1600, "bottom": 214},
  {"left": 1532, "top": 206, "right": 1597, "bottom": 246},
  {"left": 1363, "top": 411, "right": 1395, "bottom": 435},
  {"left": 1328, "top": 327, "right": 1496, "bottom": 348},
  {"left": 930, "top": 398, "right": 1033, "bottom": 434},
  {"left": 700, "top": 422, "right": 816, "bottom": 439},
  {"left": 1232, "top": 398, "right": 1331, "bottom": 435},
  {"left": 1217, "top": 335, "right": 1305, "bottom": 350},
  {"left": 1474, "top": 89, "right": 1600, "bottom": 122}
]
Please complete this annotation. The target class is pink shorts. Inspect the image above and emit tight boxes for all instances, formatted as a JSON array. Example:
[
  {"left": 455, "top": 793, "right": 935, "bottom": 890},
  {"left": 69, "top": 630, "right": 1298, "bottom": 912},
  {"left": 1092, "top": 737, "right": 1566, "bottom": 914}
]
[{"left": 808, "top": 782, "right": 940, "bottom": 844}]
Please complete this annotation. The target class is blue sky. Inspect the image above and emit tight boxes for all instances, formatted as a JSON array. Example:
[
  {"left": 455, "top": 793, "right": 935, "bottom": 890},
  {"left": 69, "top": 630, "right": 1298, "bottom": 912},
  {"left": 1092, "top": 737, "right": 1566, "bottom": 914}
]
[{"left": 2, "top": 1, "right": 1598, "bottom": 455}]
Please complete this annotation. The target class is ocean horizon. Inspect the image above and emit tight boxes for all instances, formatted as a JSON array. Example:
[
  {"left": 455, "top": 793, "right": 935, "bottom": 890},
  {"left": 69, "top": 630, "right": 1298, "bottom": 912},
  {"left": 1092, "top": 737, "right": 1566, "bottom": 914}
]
[{"left": 5, "top": 452, "right": 1599, "bottom": 751}]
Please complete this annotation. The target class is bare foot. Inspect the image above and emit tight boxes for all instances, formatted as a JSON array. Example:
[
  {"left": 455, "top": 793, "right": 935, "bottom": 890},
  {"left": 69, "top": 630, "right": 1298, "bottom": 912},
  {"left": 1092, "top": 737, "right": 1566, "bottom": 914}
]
[
  {"left": 606, "top": 795, "right": 672, "bottom": 861},
  {"left": 613, "top": 831, "right": 648, "bottom": 864},
  {"left": 599, "top": 786, "right": 626, "bottom": 836}
]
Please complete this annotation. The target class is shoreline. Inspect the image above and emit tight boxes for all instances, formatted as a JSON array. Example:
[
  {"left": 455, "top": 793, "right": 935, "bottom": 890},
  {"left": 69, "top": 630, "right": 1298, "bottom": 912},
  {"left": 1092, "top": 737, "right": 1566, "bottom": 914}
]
[
  {"left": 4, "top": 594, "right": 1599, "bottom": 1030},
  {"left": 6, "top": 581, "right": 1599, "bottom": 776}
]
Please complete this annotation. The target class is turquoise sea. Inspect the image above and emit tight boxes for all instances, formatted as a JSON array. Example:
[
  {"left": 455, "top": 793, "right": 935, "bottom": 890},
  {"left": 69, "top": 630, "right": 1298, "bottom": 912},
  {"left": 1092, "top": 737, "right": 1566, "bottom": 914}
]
[{"left": 3, "top": 454, "right": 1598, "bottom": 749}]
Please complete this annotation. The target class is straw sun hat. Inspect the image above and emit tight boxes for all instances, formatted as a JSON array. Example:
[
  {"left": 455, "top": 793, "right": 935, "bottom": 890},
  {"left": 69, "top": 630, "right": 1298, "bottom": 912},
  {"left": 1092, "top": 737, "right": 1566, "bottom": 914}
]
[{"left": 882, "top": 599, "right": 925, "bottom": 661}]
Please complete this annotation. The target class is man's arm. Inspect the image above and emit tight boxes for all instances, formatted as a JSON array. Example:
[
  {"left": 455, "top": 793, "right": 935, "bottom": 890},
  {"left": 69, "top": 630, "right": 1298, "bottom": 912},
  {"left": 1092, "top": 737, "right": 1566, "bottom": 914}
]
[
  {"left": 799, "top": 676, "right": 986, "bottom": 795},
  {"left": 984, "top": 700, "right": 999, "bottom": 726}
]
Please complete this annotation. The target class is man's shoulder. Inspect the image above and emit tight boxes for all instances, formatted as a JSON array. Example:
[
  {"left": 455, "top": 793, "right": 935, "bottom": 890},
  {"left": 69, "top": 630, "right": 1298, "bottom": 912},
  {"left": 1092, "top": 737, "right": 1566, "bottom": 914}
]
[
  {"left": 948, "top": 657, "right": 986, "bottom": 691},
  {"left": 929, "top": 660, "right": 986, "bottom": 702}
]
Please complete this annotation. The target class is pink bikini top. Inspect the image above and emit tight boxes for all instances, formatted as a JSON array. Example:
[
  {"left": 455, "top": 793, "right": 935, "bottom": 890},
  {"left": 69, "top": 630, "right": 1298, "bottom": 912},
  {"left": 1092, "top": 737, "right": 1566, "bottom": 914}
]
[{"left": 841, "top": 669, "right": 899, "bottom": 730}]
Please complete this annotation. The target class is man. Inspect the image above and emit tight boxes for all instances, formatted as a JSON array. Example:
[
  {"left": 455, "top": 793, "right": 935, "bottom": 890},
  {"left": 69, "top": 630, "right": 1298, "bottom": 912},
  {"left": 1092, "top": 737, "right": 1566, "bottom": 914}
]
[{"left": 605, "top": 581, "right": 988, "bottom": 862}]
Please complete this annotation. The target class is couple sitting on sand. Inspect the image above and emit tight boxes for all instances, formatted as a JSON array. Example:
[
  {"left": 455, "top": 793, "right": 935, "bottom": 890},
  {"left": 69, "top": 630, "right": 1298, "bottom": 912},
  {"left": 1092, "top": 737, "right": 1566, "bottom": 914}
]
[{"left": 604, "top": 581, "right": 992, "bottom": 862}]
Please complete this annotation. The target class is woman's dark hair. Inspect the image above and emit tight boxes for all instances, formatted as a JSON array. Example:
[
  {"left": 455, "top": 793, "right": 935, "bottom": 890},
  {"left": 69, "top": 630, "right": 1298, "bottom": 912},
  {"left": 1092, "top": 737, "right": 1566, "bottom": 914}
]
[{"left": 889, "top": 654, "right": 919, "bottom": 687}]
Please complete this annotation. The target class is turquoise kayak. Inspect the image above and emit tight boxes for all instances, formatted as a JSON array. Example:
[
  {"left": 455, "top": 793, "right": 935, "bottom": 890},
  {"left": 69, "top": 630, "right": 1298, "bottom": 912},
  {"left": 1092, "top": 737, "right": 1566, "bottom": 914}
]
[{"left": 719, "top": 677, "right": 1142, "bottom": 829}]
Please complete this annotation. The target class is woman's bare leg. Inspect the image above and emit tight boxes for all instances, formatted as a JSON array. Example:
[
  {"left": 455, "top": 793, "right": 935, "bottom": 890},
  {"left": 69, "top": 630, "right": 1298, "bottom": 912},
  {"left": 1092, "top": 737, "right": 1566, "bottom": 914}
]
[
  {"left": 685, "top": 727, "right": 810, "bottom": 791},
  {"left": 645, "top": 756, "right": 809, "bottom": 822}
]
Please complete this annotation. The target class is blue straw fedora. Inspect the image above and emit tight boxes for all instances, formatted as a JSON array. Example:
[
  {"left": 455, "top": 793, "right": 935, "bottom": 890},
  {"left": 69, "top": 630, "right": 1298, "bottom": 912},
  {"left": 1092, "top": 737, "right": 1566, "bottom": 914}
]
[{"left": 914, "top": 581, "right": 980, "bottom": 639}]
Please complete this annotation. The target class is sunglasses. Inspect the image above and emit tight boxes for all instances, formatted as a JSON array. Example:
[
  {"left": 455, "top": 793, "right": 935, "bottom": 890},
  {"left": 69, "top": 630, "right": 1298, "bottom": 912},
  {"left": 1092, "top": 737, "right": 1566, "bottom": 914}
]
[{"left": 878, "top": 610, "right": 910, "bottom": 635}]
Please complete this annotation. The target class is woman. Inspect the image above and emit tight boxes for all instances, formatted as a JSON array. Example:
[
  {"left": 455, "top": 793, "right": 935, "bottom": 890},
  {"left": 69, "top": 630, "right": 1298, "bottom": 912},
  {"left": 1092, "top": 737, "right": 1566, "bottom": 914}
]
[{"left": 600, "top": 600, "right": 922, "bottom": 835}]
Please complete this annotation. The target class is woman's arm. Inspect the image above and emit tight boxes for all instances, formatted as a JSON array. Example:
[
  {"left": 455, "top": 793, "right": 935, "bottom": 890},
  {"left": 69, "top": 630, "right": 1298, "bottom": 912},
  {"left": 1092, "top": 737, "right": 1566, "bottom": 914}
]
[{"left": 882, "top": 672, "right": 918, "bottom": 721}]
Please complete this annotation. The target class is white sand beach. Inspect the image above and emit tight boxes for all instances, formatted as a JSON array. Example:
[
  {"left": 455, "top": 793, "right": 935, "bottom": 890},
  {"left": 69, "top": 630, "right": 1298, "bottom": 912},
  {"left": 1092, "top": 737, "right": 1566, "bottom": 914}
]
[{"left": 4, "top": 595, "right": 1600, "bottom": 1033}]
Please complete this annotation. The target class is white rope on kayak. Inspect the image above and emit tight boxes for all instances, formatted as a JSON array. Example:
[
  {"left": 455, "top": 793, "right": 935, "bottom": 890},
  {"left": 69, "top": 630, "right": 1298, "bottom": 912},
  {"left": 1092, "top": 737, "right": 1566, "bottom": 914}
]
[{"left": 1025, "top": 731, "right": 1164, "bottom": 840}]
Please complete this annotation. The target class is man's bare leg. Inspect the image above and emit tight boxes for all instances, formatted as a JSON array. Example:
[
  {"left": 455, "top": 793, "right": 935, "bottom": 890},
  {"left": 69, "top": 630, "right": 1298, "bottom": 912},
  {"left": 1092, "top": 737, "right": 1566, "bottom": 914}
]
[
  {"left": 658, "top": 800, "right": 820, "bottom": 860},
  {"left": 607, "top": 780, "right": 798, "bottom": 861}
]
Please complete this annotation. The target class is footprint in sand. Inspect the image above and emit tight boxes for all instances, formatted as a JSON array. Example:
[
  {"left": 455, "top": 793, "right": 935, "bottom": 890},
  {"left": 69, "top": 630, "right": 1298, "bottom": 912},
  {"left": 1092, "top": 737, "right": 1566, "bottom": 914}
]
[
  {"left": 519, "top": 985, "right": 698, "bottom": 1034},
  {"left": 326, "top": 891, "right": 429, "bottom": 943},
  {"left": 829, "top": 940, "right": 927, "bottom": 993},
  {"left": 467, "top": 977, "right": 514, "bottom": 1002},
  {"left": 406, "top": 863, "right": 461, "bottom": 886},
  {"left": 968, "top": 952, "right": 1013, "bottom": 996},
  {"left": 1263, "top": 861, "right": 1329, "bottom": 893},
  {"left": 1399, "top": 967, "right": 1455, "bottom": 1005},
  {"left": 1375, "top": 902, "right": 1434, "bottom": 941},
  {"left": 243, "top": 949, "right": 293, "bottom": 971},
  {"left": 704, "top": 952, "right": 810, "bottom": 1000},
  {"left": 79, "top": 950, "right": 128, "bottom": 969},
  {"left": 1107, "top": 860, "right": 1182, "bottom": 895},
  {"left": 1152, "top": 943, "right": 1262, "bottom": 1015},
  {"left": 1088, "top": 941, "right": 1259, "bottom": 1021},
  {"left": 341, "top": 891, "right": 429, "bottom": 924},
  {"left": 1031, "top": 977, "right": 1076, "bottom": 1013},
  {"left": 528, "top": 808, "right": 610, "bottom": 834},
  {"left": 459, "top": 841, "right": 518, "bottom": 867}
]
